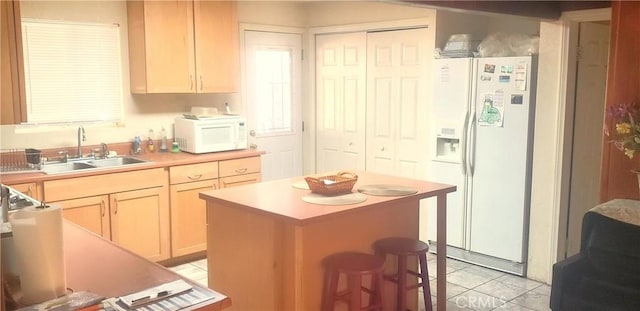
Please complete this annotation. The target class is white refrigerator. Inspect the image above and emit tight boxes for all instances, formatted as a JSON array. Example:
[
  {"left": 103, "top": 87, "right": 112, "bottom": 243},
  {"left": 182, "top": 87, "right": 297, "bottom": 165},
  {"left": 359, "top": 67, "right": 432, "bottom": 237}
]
[{"left": 426, "top": 56, "right": 537, "bottom": 275}]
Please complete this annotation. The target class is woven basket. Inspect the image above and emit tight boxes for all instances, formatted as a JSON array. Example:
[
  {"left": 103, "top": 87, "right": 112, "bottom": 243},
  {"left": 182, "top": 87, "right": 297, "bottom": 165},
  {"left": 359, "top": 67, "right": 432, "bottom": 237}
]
[{"left": 304, "top": 171, "right": 358, "bottom": 195}]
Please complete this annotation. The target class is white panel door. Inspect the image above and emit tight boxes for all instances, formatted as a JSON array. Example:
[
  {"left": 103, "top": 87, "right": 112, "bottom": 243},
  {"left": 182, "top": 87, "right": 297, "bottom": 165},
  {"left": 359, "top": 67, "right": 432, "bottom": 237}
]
[
  {"left": 566, "top": 22, "right": 609, "bottom": 257},
  {"left": 366, "top": 28, "right": 430, "bottom": 179},
  {"left": 244, "top": 31, "right": 302, "bottom": 181},
  {"left": 315, "top": 32, "right": 367, "bottom": 173}
]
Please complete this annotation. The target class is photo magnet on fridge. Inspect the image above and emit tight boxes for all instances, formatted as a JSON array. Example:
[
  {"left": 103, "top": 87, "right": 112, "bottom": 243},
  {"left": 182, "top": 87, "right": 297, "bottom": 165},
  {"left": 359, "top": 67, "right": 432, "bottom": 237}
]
[
  {"left": 484, "top": 64, "right": 496, "bottom": 73},
  {"left": 499, "top": 75, "right": 510, "bottom": 83},
  {"left": 480, "top": 75, "right": 492, "bottom": 81},
  {"left": 511, "top": 94, "right": 523, "bottom": 105}
]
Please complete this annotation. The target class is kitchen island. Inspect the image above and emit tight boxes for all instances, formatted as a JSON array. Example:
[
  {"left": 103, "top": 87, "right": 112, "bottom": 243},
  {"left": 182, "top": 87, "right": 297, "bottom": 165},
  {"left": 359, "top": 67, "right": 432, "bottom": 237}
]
[{"left": 200, "top": 172, "right": 455, "bottom": 311}]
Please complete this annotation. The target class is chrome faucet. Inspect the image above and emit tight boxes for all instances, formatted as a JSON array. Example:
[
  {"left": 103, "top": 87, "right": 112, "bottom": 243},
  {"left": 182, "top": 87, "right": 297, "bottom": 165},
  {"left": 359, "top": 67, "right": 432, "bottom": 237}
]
[
  {"left": 77, "top": 126, "right": 85, "bottom": 158},
  {"left": 101, "top": 142, "right": 109, "bottom": 159}
]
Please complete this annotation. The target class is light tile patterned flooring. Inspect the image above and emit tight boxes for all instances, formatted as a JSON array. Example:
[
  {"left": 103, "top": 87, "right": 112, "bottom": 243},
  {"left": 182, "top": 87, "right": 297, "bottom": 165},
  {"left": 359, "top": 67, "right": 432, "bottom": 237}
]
[{"left": 168, "top": 256, "right": 551, "bottom": 311}]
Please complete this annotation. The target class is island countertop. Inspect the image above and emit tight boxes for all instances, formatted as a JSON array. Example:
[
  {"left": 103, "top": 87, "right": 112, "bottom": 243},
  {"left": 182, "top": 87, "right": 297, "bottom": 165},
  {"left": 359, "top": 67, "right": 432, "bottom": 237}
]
[
  {"left": 200, "top": 171, "right": 455, "bottom": 311},
  {"left": 199, "top": 171, "right": 455, "bottom": 225}
]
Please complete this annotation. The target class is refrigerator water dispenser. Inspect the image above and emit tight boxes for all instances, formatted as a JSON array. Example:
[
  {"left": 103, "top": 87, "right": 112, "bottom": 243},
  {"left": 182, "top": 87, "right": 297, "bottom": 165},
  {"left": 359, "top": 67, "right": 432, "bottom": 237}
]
[
  {"left": 435, "top": 137, "right": 460, "bottom": 163},
  {"left": 434, "top": 124, "right": 461, "bottom": 163}
]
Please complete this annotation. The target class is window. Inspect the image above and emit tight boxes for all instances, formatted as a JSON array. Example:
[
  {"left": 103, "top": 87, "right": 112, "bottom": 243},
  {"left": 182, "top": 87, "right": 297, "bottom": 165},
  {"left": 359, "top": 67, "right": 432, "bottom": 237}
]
[
  {"left": 21, "top": 19, "right": 123, "bottom": 124},
  {"left": 253, "top": 49, "right": 293, "bottom": 135}
]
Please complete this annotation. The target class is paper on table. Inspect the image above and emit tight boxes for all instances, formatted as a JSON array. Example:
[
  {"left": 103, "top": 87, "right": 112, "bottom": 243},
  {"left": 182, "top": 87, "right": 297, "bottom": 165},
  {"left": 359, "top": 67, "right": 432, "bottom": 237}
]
[{"left": 118, "top": 280, "right": 192, "bottom": 308}]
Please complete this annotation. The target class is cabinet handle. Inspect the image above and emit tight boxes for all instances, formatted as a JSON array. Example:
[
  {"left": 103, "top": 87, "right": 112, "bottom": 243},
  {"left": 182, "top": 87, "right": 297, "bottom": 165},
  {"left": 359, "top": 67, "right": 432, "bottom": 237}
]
[
  {"left": 190, "top": 75, "right": 194, "bottom": 91},
  {"left": 113, "top": 199, "right": 118, "bottom": 215},
  {"left": 188, "top": 174, "right": 203, "bottom": 180},
  {"left": 235, "top": 168, "right": 248, "bottom": 173},
  {"left": 200, "top": 76, "right": 203, "bottom": 91},
  {"left": 101, "top": 200, "right": 105, "bottom": 216}
]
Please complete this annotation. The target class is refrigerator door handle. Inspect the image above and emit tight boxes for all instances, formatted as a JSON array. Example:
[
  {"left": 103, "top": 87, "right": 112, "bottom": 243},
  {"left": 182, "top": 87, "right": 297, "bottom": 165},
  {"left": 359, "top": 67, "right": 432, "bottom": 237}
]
[
  {"left": 468, "top": 112, "right": 477, "bottom": 176},
  {"left": 460, "top": 112, "right": 470, "bottom": 176}
]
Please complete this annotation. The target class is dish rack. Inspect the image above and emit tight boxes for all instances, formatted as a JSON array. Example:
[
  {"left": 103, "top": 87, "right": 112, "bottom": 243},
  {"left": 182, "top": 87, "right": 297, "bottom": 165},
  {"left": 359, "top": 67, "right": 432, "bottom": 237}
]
[
  {"left": 304, "top": 172, "right": 358, "bottom": 195},
  {"left": 0, "top": 149, "right": 42, "bottom": 173}
]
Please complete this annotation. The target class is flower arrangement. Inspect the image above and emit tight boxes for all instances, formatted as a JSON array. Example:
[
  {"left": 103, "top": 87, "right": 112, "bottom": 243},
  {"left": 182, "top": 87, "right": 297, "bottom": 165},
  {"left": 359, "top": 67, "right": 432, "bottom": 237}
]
[{"left": 606, "top": 102, "right": 640, "bottom": 158}]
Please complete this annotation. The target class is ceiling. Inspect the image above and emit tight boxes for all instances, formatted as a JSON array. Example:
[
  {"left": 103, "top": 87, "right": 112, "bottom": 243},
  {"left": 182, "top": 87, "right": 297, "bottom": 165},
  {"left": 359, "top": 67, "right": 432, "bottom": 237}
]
[{"left": 399, "top": 0, "right": 611, "bottom": 20}]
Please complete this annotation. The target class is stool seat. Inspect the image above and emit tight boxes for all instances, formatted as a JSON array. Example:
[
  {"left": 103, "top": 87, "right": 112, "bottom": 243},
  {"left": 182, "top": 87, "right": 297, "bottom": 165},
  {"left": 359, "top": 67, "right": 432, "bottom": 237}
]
[
  {"left": 322, "top": 252, "right": 386, "bottom": 311},
  {"left": 324, "top": 252, "right": 386, "bottom": 274},
  {"left": 373, "top": 237, "right": 429, "bottom": 256},
  {"left": 374, "top": 237, "right": 432, "bottom": 311}
]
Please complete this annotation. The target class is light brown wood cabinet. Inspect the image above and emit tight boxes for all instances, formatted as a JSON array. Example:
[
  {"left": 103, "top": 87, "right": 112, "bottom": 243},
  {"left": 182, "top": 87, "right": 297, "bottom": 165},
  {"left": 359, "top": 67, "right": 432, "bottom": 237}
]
[
  {"left": 1, "top": 0, "right": 26, "bottom": 124},
  {"left": 169, "top": 162, "right": 218, "bottom": 257},
  {"left": 219, "top": 156, "right": 261, "bottom": 188},
  {"left": 109, "top": 187, "right": 169, "bottom": 262},
  {"left": 56, "top": 195, "right": 110, "bottom": 239},
  {"left": 44, "top": 168, "right": 170, "bottom": 261},
  {"left": 6, "top": 182, "right": 42, "bottom": 201},
  {"left": 127, "top": 0, "right": 238, "bottom": 94}
]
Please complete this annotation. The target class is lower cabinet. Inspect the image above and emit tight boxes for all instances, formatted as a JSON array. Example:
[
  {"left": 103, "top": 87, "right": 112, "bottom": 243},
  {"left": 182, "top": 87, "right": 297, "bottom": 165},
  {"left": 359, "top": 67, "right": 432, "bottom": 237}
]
[
  {"left": 219, "top": 157, "right": 261, "bottom": 188},
  {"left": 7, "top": 182, "right": 42, "bottom": 201},
  {"left": 55, "top": 195, "right": 110, "bottom": 239},
  {"left": 110, "top": 187, "right": 170, "bottom": 262},
  {"left": 170, "top": 179, "right": 217, "bottom": 257},
  {"left": 53, "top": 187, "right": 170, "bottom": 262},
  {"left": 44, "top": 168, "right": 170, "bottom": 262}
]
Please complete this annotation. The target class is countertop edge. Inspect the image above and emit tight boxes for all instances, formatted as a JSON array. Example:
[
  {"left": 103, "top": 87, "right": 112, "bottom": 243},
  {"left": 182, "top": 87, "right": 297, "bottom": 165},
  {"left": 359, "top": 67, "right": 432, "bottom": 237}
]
[{"left": 0, "top": 149, "right": 265, "bottom": 184}]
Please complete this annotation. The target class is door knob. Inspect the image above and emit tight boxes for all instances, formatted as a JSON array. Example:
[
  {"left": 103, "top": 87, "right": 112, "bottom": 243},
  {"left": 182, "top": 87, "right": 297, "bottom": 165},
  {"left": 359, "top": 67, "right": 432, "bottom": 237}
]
[{"left": 249, "top": 130, "right": 256, "bottom": 137}]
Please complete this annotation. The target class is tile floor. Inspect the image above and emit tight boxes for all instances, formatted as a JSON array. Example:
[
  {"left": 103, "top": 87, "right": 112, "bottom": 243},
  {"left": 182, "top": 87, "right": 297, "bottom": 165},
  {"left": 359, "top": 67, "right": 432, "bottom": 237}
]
[{"left": 168, "top": 256, "right": 551, "bottom": 311}]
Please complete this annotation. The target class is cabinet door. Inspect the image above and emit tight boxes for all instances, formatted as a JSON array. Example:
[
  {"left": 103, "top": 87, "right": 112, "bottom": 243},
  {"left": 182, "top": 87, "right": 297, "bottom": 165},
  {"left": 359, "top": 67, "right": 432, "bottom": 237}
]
[
  {"left": 220, "top": 173, "right": 261, "bottom": 188},
  {"left": 110, "top": 187, "right": 170, "bottom": 262},
  {"left": 55, "top": 195, "right": 110, "bottom": 239},
  {"left": 219, "top": 156, "right": 261, "bottom": 178},
  {"left": 142, "top": 0, "right": 195, "bottom": 93},
  {"left": 170, "top": 179, "right": 217, "bottom": 257},
  {"left": 1, "top": 0, "right": 26, "bottom": 125},
  {"left": 193, "top": 0, "right": 238, "bottom": 93},
  {"left": 8, "top": 182, "right": 41, "bottom": 201}
]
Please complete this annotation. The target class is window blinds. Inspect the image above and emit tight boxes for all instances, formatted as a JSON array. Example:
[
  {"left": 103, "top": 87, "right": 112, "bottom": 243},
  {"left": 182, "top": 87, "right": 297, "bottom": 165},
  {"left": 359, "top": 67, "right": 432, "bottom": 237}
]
[{"left": 21, "top": 19, "right": 123, "bottom": 124}]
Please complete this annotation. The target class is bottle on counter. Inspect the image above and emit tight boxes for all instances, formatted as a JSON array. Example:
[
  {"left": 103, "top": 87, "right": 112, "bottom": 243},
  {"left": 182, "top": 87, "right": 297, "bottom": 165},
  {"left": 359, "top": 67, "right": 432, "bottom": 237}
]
[
  {"left": 160, "top": 127, "right": 168, "bottom": 152},
  {"left": 171, "top": 141, "right": 180, "bottom": 153},
  {"left": 147, "top": 129, "right": 155, "bottom": 153},
  {"left": 132, "top": 136, "right": 142, "bottom": 154}
]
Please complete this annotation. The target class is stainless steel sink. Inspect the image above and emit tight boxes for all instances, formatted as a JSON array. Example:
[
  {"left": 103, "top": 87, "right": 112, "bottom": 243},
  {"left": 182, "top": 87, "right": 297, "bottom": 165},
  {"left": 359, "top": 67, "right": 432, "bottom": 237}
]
[
  {"left": 41, "top": 156, "right": 149, "bottom": 174},
  {"left": 41, "top": 162, "right": 96, "bottom": 174},
  {"left": 88, "top": 156, "right": 147, "bottom": 167}
]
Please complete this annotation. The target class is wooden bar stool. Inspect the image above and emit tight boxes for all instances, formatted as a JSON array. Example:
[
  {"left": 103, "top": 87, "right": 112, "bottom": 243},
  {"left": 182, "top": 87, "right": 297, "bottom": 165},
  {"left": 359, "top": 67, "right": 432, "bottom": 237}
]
[
  {"left": 373, "top": 237, "right": 432, "bottom": 311},
  {"left": 321, "top": 252, "right": 386, "bottom": 311}
]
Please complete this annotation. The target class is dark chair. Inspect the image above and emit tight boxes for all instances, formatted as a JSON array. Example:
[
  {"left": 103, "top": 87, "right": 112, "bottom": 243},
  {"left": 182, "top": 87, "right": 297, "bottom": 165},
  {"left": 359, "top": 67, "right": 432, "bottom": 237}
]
[{"left": 550, "top": 201, "right": 640, "bottom": 311}]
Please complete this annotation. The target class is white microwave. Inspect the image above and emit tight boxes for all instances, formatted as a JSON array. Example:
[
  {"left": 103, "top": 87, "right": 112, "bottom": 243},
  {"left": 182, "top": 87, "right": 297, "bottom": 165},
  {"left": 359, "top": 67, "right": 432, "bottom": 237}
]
[{"left": 174, "top": 116, "right": 248, "bottom": 154}]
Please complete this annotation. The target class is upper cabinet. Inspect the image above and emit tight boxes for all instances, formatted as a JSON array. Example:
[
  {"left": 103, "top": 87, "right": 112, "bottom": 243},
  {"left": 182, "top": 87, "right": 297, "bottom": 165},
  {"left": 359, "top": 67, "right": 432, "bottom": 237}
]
[
  {"left": 1, "top": 0, "right": 26, "bottom": 125},
  {"left": 127, "top": 0, "right": 239, "bottom": 94}
]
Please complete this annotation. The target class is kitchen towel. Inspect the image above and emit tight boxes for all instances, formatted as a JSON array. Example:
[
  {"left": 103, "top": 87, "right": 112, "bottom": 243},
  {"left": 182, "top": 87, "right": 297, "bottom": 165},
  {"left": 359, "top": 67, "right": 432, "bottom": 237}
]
[{"left": 9, "top": 205, "right": 66, "bottom": 305}]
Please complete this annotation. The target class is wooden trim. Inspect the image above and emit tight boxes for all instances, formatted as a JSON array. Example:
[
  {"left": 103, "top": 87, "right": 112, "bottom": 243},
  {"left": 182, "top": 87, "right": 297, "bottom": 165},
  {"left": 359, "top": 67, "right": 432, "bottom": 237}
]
[
  {"left": 1, "top": 0, "right": 26, "bottom": 124},
  {"left": 12, "top": 0, "right": 25, "bottom": 122},
  {"left": 600, "top": 0, "right": 640, "bottom": 202}
]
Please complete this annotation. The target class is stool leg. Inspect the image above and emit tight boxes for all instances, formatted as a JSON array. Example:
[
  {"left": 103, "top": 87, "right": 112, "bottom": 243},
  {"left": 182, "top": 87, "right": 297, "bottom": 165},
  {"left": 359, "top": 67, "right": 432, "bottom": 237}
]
[
  {"left": 418, "top": 253, "right": 433, "bottom": 311},
  {"left": 375, "top": 270, "right": 386, "bottom": 311},
  {"left": 397, "top": 255, "right": 408, "bottom": 311},
  {"left": 348, "top": 274, "right": 362, "bottom": 311},
  {"left": 323, "top": 270, "right": 339, "bottom": 311}
]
